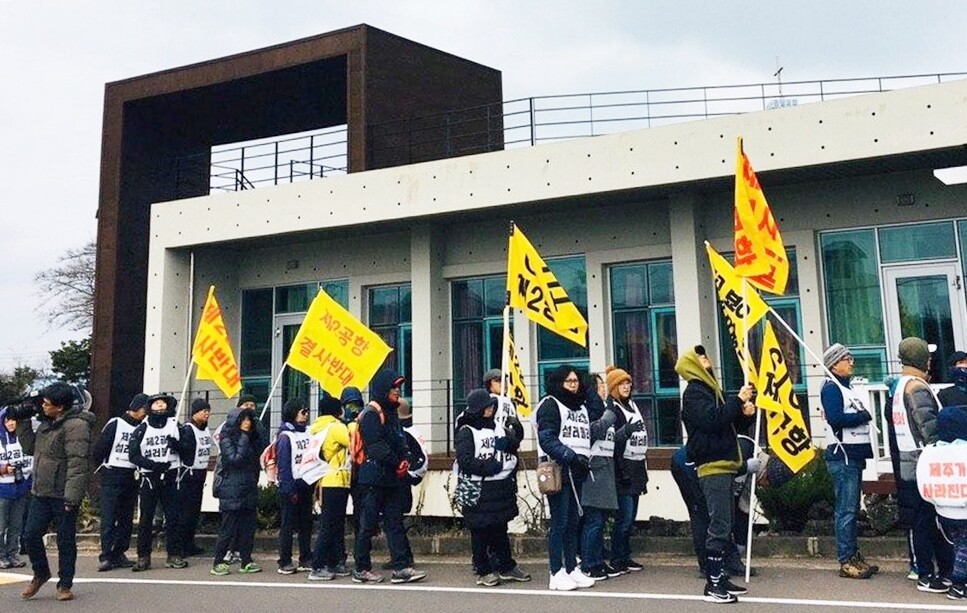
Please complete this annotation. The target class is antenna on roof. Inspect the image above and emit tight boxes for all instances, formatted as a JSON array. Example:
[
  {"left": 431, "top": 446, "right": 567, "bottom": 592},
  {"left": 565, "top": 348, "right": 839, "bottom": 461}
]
[{"left": 773, "top": 57, "right": 784, "bottom": 97}]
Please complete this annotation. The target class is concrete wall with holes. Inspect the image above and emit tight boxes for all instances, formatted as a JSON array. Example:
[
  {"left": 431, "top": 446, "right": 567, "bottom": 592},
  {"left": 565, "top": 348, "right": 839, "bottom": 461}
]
[{"left": 145, "top": 79, "right": 967, "bottom": 517}]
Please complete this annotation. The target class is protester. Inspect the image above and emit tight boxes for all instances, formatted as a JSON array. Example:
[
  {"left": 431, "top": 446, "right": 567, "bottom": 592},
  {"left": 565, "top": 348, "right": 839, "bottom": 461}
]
[
  {"left": 307, "top": 396, "right": 352, "bottom": 581},
  {"left": 819, "top": 343, "right": 878, "bottom": 579},
  {"left": 211, "top": 404, "right": 268, "bottom": 576},
  {"left": 19, "top": 382, "right": 96, "bottom": 602},
  {"left": 129, "top": 393, "right": 189, "bottom": 571},
  {"left": 276, "top": 397, "right": 313, "bottom": 574},
  {"left": 939, "top": 351, "right": 967, "bottom": 408},
  {"left": 535, "top": 365, "right": 594, "bottom": 591},
  {"left": 455, "top": 388, "right": 528, "bottom": 586},
  {"left": 677, "top": 345, "right": 754, "bottom": 604},
  {"left": 216, "top": 394, "right": 259, "bottom": 566},
  {"left": 352, "top": 368, "right": 427, "bottom": 584},
  {"left": 179, "top": 397, "right": 214, "bottom": 557},
  {"left": 91, "top": 393, "right": 147, "bottom": 571},
  {"left": 483, "top": 369, "right": 525, "bottom": 446},
  {"left": 395, "top": 399, "right": 429, "bottom": 571},
  {"left": 578, "top": 369, "right": 618, "bottom": 581},
  {"left": 886, "top": 337, "right": 951, "bottom": 592},
  {"left": 606, "top": 366, "right": 649, "bottom": 575},
  {"left": 0, "top": 406, "right": 32, "bottom": 570}
]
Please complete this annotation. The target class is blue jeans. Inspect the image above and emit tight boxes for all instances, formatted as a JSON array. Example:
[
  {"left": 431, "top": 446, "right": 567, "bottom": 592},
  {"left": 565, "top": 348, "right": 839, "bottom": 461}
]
[
  {"left": 24, "top": 496, "right": 78, "bottom": 588},
  {"left": 0, "top": 495, "right": 28, "bottom": 560},
  {"left": 827, "top": 459, "right": 862, "bottom": 564},
  {"left": 611, "top": 494, "right": 638, "bottom": 564},
  {"left": 547, "top": 480, "right": 582, "bottom": 574},
  {"left": 580, "top": 506, "right": 608, "bottom": 571}
]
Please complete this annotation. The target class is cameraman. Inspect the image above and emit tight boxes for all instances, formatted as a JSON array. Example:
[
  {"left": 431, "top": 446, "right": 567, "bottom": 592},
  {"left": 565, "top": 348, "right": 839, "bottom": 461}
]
[
  {"left": 0, "top": 406, "right": 32, "bottom": 569},
  {"left": 19, "top": 382, "right": 96, "bottom": 602}
]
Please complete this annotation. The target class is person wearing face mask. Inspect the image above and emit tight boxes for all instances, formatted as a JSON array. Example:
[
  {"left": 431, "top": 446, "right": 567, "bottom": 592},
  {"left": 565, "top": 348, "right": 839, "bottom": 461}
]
[
  {"left": 677, "top": 345, "right": 755, "bottom": 604},
  {"left": 939, "top": 351, "right": 967, "bottom": 409},
  {"left": 178, "top": 397, "right": 213, "bottom": 558},
  {"left": 535, "top": 365, "right": 594, "bottom": 592},
  {"left": 606, "top": 366, "right": 649, "bottom": 576},
  {"left": 128, "top": 393, "right": 189, "bottom": 572},
  {"left": 351, "top": 368, "right": 427, "bottom": 585},
  {"left": 276, "top": 397, "right": 313, "bottom": 574},
  {"left": 91, "top": 393, "right": 148, "bottom": 571}
]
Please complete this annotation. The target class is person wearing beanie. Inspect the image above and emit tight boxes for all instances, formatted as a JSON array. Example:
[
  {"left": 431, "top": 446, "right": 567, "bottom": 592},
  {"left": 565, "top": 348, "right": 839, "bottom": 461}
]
[
  {"left": 819, "top": 343, "right": 877, "bottom": 579},
  {"left": 91, "top": 393, "right": 149, "bottom": 571},
  {"left": 352, "top": 369, "right": 426, "bottom": 585},
  {"left": 886, "top": 337, "right": 951, "bottom": 592},
  {"left": 535, "top": 365, "right": 594, "bottom": 592},
  {"left": 455, "top": 388, "right": 528, "bottom": 587},
  {"left": 939, "top": 351, "right": 967, "bottom": 409},
  {"left": 275, "top": 397, "right": 313, "bottom": 574},
  {"left": 603, "top": 365, "right": 649, "bottom": 576},
  {"left": 677, "top": 346, "right": 755, "bottom": 604},
  {"left": 483, "top": 369, "right": 525, "bottom": 456},
  {"left": 128, "top": 393, "right": 189, "bottom": 572},
  {"left": 178, "top": 397, "right": 214, "bottom": 557},
  {"left": 306, "top": 393, "right": 353, "bottom": 581},
  {"left": 577, "top": 369, "right": 618, "bottom": 581}
]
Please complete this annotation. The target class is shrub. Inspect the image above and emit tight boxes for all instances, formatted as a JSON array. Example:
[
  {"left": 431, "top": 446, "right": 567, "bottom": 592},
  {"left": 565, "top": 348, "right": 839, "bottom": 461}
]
[
  {"left": 756, "top": 453, "right": 834, "bottom": 533},
  {"left": 257, "top": 484, "right": 281, "bottom": 530}
]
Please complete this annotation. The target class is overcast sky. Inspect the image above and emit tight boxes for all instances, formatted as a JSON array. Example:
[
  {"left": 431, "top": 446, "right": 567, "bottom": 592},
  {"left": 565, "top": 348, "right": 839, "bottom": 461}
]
[{"left": 2, "top": 0, "right": 967, "bottom": 371}]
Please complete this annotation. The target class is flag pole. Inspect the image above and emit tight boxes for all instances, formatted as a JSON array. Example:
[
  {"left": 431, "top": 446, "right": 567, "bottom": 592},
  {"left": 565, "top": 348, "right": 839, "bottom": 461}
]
[
  {"left": 259, "top": 364, "right": 287, "bottom": 422},
  {"left": 502, "top": 220, "right": 516, "bottom": 397},
  {"left": 743, "top": 278, "right": 761, "bottom": 584},
  {"left": 176, "top": 362, "right": 195, "bottom": 423}
]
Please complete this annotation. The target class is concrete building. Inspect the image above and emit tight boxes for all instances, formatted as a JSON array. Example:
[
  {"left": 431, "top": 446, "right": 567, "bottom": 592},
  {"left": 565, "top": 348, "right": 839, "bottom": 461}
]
[{"left": 94, "top": 26, "right": 967, "bottom": 519}]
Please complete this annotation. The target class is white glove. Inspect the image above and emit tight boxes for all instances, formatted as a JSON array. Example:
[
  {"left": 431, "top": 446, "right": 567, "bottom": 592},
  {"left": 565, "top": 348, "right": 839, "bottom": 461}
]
[{"left": 745, "top": 457, "right": 763, "bottom": 475}]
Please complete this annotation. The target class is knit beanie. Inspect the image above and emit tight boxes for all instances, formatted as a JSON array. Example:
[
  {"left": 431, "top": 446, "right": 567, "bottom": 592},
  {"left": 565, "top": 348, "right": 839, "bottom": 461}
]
[
  {"left": 129, "top": 393, "right": 149, "bottom": 410},
  {"left": 605, "top": 365, "right": 631, "bottom": 399},
  {"left": 898, "top": 337, "right": 934, "bottom": 372},
  {"left": 822, "top": 343, "right": 851, "bottom": 370},
  {"left": 190, "top": 397, "right": 211, "bottom": 415},
  {"left": 237, "top": 394, "right": 258, "bottom": 408}
]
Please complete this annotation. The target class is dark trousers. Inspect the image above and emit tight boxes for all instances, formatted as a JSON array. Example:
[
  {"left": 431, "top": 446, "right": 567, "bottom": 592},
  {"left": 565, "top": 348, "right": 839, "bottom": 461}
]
[
  {"left": 24, "top": 496, "right": 78, "bottom": 589},
  {"left": 312, "top": 487, "right": 349, "bottom": 570},
  {"left": 699, "top": 473, "right": 734, "bottom": 554},
  {"left": 136, "top": 473, "right": 183, "bottom": 558},
  {"left": 99, "top": 475, "right": 138, "bottom": 562},
  {"left": 278, "top": 481, "right": 314, "bottom": 567},
  {"left": 470, "top": 522, "right": 515, "bottom": 576},
  {"left": 178, "top": 470, "right": 206, "bottom": 553},
  {"left": 353, "top": 485, "right": 409, "bottom": 572},
  {"left": 899, "top": 479, "right": 952, "bottom": 578},
  {"left": 213, "top": 508, "right": 257, "bottom": 566},
  {"left": 611, "top": 494, "right": 639, "bottom": 564}
]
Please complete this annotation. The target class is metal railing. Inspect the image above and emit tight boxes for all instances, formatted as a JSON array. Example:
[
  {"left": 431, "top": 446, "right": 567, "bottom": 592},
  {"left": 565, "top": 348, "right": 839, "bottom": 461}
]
[{"left": 175, "top": 71, "right": 967, "bottom": 195}]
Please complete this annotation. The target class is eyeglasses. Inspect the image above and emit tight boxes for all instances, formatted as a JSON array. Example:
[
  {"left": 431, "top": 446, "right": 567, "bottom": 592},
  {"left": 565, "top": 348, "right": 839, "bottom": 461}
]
[
  {"left": 298, "top": 408, "right": 310, "bottom": 415},
  {"left": 564, "top": 378, "right": 580, "bottom": 384},
  {"left": 839, "top": 356, "right": 854, "bottom": 364}
]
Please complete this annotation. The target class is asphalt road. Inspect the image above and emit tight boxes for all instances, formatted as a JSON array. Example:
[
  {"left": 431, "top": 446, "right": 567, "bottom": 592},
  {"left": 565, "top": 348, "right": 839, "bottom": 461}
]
[{"left": 3, "top": 555, "right": 966, "bottom": 612}]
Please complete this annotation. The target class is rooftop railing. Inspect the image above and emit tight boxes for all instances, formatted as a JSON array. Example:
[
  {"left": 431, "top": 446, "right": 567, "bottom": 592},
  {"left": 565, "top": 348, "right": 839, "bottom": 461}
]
[{"left": 177, "top": 72, "right": 967, "bottom": 195}]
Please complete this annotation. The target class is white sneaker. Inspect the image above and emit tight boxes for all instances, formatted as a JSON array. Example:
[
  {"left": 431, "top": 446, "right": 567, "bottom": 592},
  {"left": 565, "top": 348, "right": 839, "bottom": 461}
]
[
  {"left": 549, "top": 569, "right": 578, "bottom": 591},
  {"left": 568, "top": 568, "right": 595, "bottom": 588}
]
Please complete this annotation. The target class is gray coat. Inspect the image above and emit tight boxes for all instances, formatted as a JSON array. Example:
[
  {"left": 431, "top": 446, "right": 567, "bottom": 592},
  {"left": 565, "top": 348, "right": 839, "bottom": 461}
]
[{"left": 580, "top": 406, "right": 618, "bottom": 510}]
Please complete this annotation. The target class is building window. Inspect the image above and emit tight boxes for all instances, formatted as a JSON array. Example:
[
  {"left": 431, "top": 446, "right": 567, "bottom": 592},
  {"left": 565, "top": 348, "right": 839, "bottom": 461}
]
[
  {"left": 537, "top": 256, "right": 589, "bottom": 392},
  {"left": 878, "top": 221, "right": 956, "bottom": 264},
  {"left": 717, "top": 250, "right": 808, "bottom": 433},
  {"left": 610, "top": 261, "right": 680, "bottom": 446},
  {"left": 451, "top": 276, "right": 508, "bottom": 401},
  {"left": 369, "top": 284, "right": 412, "bottom": 396}
]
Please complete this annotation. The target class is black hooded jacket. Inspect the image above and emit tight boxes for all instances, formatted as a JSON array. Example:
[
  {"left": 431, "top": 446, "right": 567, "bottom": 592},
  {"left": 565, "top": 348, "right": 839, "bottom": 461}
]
[
  {"left": 215, "top": 407, "right": 269, "bottom": 511},
  {"left": 357, "top": 368, "right": 407, "bottom": 487},
  {"left": 455, "top": 394, "right": 519, "bottom": 528},
  {"left": 535, "top": 365, "right": 590, "bottom": 479},
  {"left": 128, "top": 398, "right": 192, "bottom": 474}
]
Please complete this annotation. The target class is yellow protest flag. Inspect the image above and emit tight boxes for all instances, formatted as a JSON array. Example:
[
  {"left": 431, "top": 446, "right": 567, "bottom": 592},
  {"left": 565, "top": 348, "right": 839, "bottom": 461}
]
[
  {"left": 734, "top": 137, "right": 789, "bottom": 295},
  {"left": 506, "top": 223, "right": 588, "bottom": 347},
  {"left": 756, "top": 321, "right": 816, "bottom": 474},
  {"left": 706, "top": 243, "right": 769, "bottom": 382},
  {"left": 191, "top": 286, "right": 242, "bottom": 399},
  {"left": 285, "top": 288, "right": 393, "bottom": 398},
  {"left": 505, "top": 330, "right": 532, "bottom": 418}
]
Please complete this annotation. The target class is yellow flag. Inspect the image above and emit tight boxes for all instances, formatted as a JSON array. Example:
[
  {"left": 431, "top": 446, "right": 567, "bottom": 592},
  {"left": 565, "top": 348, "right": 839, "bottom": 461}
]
[
  {"left": 507, "top": 224, "right": 588, "bottom": 347},
  {"left": 734, "top": 137, "right": 789, "bottom": 295},
  {"left": 757, "top": 321, "right": 816, "bottom": 474},
  {"left": 285, "top": 288, "right": 393, "bottom": 397},
  {"left": 191, "top": 286, "right": 242, "bottom": 399},
  {"left": 706, "top": 243, "right": 769, "bottom": 382},
  {"left": 505, "top": 330, "right": 532, "bottom": 418}
]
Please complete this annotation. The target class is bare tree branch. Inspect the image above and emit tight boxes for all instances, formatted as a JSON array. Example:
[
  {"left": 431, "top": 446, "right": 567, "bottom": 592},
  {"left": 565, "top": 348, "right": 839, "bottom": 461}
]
[{"left": 34, "top": 240, "right": 96, "bottom": 332}]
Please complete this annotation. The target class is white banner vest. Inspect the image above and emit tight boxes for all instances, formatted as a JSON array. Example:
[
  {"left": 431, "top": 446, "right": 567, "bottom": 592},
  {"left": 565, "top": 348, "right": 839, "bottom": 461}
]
[
  {"left": 186, "top": 423, "right": 213, "bottom": 470},
  {"left": 0, "top": 438, "right": 32, "bottom": 484},
  {"left": 104, "top": 417, "right": 138, "bottom": 470},
  {"left": 617, "top": 400, "right": 648, "bottom": 461},
  {"left": 535, "top": 397, "right": 591, "bottom": 459},
  {"left": 139, "top": 418, "right": 182, "bottom": 470},
  {"left": 822, "top": 379, "right": 872, "bottom": 447},
  {"left": 281, "top": 429, "right": 312, "bottom": 480},
  {"left": 917, "top": 442, "right": 967, "bottom": 520}
]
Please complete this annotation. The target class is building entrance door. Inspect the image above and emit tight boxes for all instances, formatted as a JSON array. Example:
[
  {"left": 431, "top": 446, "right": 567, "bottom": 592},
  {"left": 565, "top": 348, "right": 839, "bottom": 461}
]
[
  {"left": 882, "top": 263, "right": 967, "bottom": 382},
  {"left": 272, "top": 314, "right": 318, "bottom": 430}
]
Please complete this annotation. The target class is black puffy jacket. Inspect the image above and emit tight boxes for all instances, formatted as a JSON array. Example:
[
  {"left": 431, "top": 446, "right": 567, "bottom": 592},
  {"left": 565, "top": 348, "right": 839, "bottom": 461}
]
[
  {"left": 454, "top": 410, "right": 518, "bottom": 529},
  {"left": 681, "top": 380, "right": 751, "bottom": 467},
  {"left": 215, "top": 408, "right": 268, "bottom": 511}
]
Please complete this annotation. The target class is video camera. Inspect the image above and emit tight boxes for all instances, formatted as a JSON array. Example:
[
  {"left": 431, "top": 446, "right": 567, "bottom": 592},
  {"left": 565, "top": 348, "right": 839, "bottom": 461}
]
[{"left": 1, "top": 383, "right": 91, "bottom": 421}]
